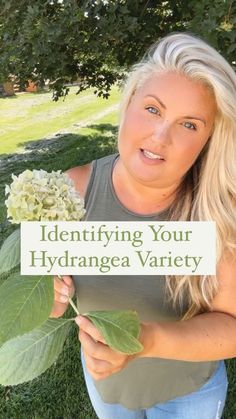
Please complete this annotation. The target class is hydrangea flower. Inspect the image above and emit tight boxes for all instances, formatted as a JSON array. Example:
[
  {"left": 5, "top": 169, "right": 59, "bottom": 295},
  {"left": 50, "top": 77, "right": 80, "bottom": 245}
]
[{"left": 5, "top": 169, "right": 86, "bottom": 223}]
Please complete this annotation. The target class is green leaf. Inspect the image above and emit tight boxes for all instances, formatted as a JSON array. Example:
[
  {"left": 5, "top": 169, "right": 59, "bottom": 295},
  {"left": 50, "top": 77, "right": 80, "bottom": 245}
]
[
  {"left": 0, "top": 272, "right": 54, "bottom": 346},
  {"left": 0, "top": 318, "right": 73, "bottom": 386},
  {"left": 0, "top": 228, "right": 20, "bottom": 275},
  {"left": 86, "top": 310, "right": 143, "bottom": 355}
]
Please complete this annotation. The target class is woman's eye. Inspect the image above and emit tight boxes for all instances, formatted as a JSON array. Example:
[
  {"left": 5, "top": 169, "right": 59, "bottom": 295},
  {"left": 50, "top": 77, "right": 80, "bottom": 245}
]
[
  {"left": 183, "top": 121, "right": 197, "bottom": 130},
  {"left": 146, "top": 106, "right": 160, "bottom": 115}
]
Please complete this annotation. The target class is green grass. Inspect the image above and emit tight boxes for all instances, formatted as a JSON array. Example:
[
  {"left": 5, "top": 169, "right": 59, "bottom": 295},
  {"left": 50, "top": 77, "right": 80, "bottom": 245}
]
[
  {"left": 0, "top": 89, "right": 235, "bottom": 418},
  {"left": 0, "top": 89, "right": 119, "bottom": 418},
  {"left": 0, "top": 85, "right": 120, "bottom": 154},
  {"left": 0, "top": 317, "right": 97, "bottom": 419}
]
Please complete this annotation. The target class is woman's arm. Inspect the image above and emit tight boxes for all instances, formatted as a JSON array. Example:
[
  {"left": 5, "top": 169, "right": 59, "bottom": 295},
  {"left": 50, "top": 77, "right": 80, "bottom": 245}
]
[
  {"left": 77, "top": 254, "right": 236, "bottom": 380},
  {"left": 140, "top": 311, "right": 236, "bottom": 361},
  {"left": 141, "top": 253, "right": 236, "bottom": 361},
  {"left": 65, "top": 163, "right": 92, "bottom": 199}
]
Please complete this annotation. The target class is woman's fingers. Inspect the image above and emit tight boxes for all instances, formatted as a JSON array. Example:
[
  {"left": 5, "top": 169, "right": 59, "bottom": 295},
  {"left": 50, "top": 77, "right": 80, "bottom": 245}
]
[
  {"left": 60, "top": 275, "right": 75, "bottom": 294},
  {"left": 50, "top": 275, "right": 75, "bottom": 318},
  {"left": 79, "top": 329, "right": 109, "bottom": 358},
  {"left": 54, "top": 289, "right": 69, "bottom": 303},
  {"left": 75, "top": 315, "right": 107, "bottom": 344},
  {"left": 84, "top": 352, "right": 119, "bottom": 380},
  {"left": 54, "top": 275, "right": 75, "bottom": 298},
  {"left": 79, "top": 327, "right": 128, "bottom": 366},
  {"left": 50, "top": 301, "right": 69, "bottom": 318},
  {"left": 76, "top": 317, "right": 131, "bottom": 379},
  {"left": 80, "top": 330, "right": 120, "bottom": 379}
]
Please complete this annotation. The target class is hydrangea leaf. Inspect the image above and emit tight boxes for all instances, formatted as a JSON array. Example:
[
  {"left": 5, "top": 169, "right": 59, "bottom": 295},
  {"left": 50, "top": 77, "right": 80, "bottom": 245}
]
[
  {"left": 0, "top": 318, "right": 73, "bottom": 386},
  {"left": 86, "top": 310, "right": 143, "bottom": 355},
  {"left": 0, "top": 228, "right": 20, "bottom": 275},
  {"left": 0, "top": 273, "right": 54, "bottom": 346}
]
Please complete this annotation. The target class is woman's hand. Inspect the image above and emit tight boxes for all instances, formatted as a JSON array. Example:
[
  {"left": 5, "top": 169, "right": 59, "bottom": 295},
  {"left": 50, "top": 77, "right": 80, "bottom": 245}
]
[
  {"left": 76, "top": 315, "right": 134, "bottom": 380},
  {"left": 50, "top": 275, "right": 75, "bottom": 318}
]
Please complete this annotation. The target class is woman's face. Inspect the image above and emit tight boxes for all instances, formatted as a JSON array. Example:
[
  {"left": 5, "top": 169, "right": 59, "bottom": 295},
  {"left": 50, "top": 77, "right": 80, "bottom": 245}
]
[{"left": 118, "top": 72, "right": 217, "bottom": 188}]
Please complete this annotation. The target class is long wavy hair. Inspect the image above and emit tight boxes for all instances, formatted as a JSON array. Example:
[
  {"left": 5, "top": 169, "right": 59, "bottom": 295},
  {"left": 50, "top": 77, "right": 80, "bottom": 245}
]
[{"left": 119, "top": 32, "right": 236, "bottom": 319}]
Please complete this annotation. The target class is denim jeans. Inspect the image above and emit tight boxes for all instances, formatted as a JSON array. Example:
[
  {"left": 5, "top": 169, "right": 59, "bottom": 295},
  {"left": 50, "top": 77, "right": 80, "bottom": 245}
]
[{"left": 81, "top": 352, "right": 228, "bottom": 419}]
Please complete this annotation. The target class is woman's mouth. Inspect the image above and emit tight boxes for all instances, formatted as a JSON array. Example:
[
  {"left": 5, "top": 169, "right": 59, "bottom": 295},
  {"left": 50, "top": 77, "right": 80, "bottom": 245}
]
[{"left": 140, "top": 148, "right": 165, "bottom": 163}]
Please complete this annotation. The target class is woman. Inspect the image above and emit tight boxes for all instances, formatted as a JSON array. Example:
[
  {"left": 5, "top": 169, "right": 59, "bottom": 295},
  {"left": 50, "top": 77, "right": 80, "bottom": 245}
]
[{"left": 51, "top": 33, "right": 236, "bottom": 418}]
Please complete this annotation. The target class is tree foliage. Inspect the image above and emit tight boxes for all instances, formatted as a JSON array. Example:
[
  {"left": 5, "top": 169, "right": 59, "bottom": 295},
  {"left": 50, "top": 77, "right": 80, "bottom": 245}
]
[{"left": 0, "top": 0, "right": 235, "bottom": 100}]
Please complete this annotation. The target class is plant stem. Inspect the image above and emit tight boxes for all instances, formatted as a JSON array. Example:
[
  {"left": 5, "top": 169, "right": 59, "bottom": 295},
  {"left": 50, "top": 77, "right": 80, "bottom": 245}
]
[
  {"left": 58, "top": 275, "right": 80, "bottom": 315},
  {"left": 68, "top": 297, "right": 80, "bottom": 315}
]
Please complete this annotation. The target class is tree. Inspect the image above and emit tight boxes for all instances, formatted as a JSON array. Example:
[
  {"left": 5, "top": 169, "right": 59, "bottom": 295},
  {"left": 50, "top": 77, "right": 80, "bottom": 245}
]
[{"left": 0, "top": 0, "right": 235, "bottom": 100}]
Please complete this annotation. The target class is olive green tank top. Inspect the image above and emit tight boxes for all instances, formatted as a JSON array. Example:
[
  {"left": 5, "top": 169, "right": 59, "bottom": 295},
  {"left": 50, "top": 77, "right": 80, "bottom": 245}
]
[{"left": 73, "top": 154, "right": 218, "bottom": 410}]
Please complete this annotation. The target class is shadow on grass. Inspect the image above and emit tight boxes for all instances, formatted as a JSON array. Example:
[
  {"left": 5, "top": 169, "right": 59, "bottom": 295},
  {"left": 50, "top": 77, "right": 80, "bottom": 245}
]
[
  {"left": 0, "top": 123, "right": 118, "bottom": 170},
  {"left": 0, "top": 95, "right": 18, "bottom": 100}
]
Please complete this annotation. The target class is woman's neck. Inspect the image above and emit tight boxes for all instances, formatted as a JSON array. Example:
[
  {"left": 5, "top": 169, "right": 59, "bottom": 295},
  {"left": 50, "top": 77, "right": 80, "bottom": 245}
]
[{"left": 112, "top": 159, "right": 180, "bottom": 215}]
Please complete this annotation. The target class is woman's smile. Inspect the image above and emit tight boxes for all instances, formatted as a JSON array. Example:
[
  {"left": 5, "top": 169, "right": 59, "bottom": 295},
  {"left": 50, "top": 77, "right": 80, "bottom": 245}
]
[{"left": 139, "top": 148, "right": 166, "bottom": 165}]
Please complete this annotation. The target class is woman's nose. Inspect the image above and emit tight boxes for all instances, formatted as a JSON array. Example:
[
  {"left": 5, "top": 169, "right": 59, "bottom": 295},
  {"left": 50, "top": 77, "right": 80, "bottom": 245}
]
[{"left": 151, "top": 121, "right": 171, "bottom": 145}]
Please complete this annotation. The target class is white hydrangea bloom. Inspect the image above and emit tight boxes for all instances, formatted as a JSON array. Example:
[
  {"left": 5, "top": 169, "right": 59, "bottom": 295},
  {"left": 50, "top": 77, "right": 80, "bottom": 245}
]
[{"left": 5, "top": 169, "right": 86, "bottom": 223}]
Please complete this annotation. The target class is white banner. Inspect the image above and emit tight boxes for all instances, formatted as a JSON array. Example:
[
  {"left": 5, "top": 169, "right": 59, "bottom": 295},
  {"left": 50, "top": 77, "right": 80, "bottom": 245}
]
[{"left": 21, "top": 221, "right": 216, "bottom": 275}]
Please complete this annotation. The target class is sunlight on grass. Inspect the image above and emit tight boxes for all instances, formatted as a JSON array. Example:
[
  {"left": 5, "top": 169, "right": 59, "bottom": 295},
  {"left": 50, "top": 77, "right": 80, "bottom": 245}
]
[{"left": 0, "top": 86, "right": 120, "bottom": 154}]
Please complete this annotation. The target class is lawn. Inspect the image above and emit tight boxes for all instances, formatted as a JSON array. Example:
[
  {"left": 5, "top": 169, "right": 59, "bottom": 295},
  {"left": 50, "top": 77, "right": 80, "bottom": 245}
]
[
  {"left": 0, "top": 85, "right": 120, "bottom": 155},
  {"left": 0, "top": 87, "right": 119, "bottom": 419},
  {"left": 0, "top": 88, "right": 235, "bottom": 418}
]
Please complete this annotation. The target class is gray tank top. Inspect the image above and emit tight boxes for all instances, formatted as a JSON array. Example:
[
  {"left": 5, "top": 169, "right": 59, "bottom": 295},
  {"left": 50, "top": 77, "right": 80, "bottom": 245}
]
[{"left": 73, "top": 154, "right": 218, "bottom": 409}]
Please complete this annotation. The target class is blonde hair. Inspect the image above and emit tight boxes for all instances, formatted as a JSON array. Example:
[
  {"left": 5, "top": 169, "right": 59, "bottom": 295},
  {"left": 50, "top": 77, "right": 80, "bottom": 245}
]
[{"left": 119, "top": 32, "right": 236, "bottom": 319}]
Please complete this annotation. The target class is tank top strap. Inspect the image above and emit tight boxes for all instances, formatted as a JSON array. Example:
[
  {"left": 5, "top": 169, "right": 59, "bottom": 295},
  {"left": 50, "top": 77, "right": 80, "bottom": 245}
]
[
  {"left": 83, "top": 153, "right": 171, "bottom": 221},
  {"left": 84, "top": 153, "right": 118, "bottom": 209}
]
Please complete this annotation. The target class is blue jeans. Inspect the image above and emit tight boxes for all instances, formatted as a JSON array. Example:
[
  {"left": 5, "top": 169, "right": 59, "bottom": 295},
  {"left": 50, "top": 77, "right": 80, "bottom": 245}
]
[{"left": 81, "top": 352, "right": 228, "bottom": 419}]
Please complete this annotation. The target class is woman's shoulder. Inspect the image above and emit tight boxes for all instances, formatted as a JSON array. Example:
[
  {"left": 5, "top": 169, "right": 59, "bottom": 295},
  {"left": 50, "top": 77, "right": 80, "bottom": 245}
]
[
  {"left": 64, "top": 153, "right": 117, "bottom": 198},
  {"left": 65, "top": 162, "right": 92, "bottom": 199}
]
